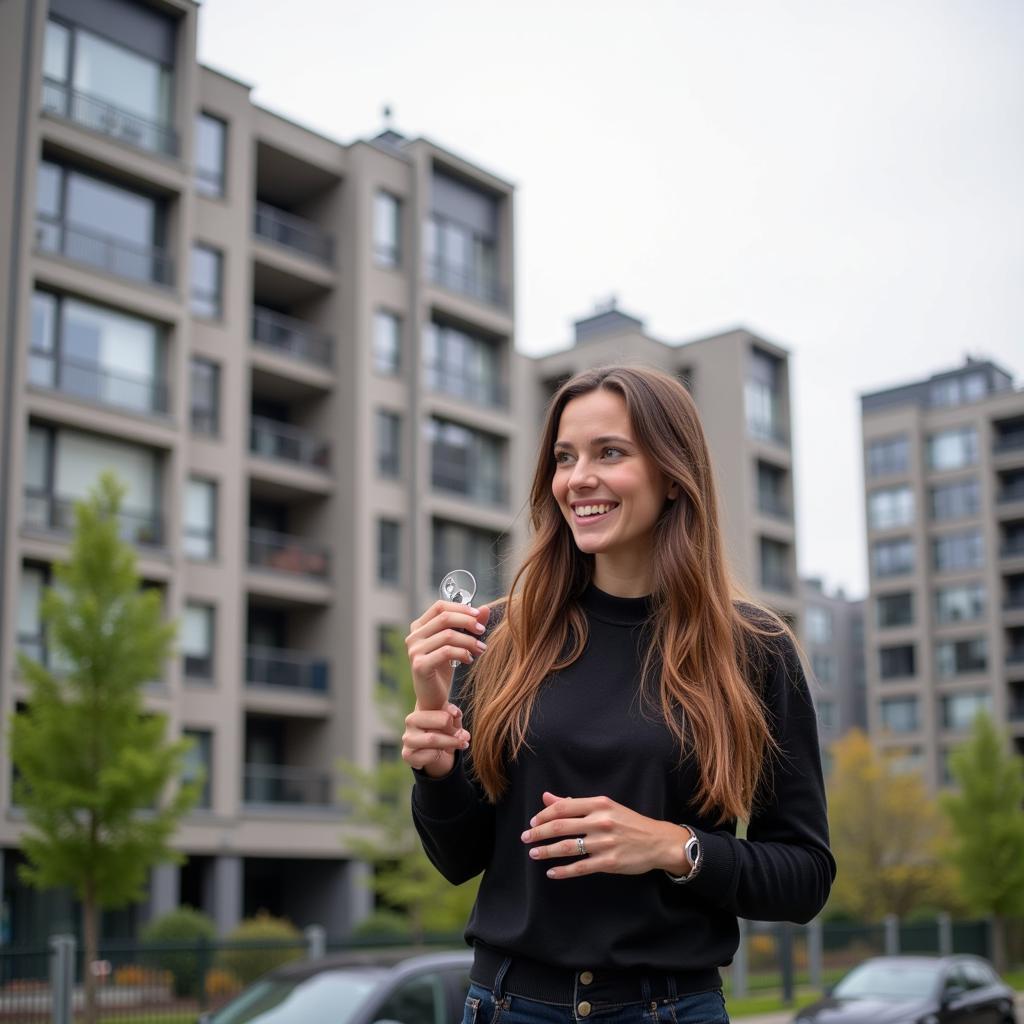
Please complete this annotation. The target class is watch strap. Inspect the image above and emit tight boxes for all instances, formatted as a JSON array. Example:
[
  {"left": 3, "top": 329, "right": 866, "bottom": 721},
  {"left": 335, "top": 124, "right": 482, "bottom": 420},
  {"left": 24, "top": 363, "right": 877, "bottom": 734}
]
[{"left": 664, "top": 826, "right": 702, "bottom": 885}]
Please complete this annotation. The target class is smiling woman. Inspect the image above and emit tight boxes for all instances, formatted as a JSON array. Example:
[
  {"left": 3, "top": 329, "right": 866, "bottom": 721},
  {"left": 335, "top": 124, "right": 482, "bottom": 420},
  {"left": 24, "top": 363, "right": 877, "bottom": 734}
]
[{"left": 402, "top": 365, "right": 835, "bottom": 1024}]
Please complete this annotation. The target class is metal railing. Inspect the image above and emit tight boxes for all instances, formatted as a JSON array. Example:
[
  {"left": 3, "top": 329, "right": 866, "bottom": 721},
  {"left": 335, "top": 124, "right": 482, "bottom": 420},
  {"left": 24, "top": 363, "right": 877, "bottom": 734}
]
[
  {"left": 250, "top": 416, "right": 330, "bottom": 470},
  {"left": 35, "top": 213, "right": 174, "bottom": 287},
  {"left": 253, "top": 201, "right": 334, "bottom": 264},
  {"left": 251, "top": 306, "right": 333, "bottom": 368},
  {"left": 248, "top": 528, "right": 330, "bottom": 579},
  {"left": 243, "top": 764, "right": 332, "bottom": 806},
  {"left": 41, "top": 77, "right": 178, "bottom": 156},
  {"left": 245, "top": 646, "right": 329, "bottom": 693},
  {"left": 24, "top": 489, "right": 164, "bottom": 547},
  {"left": 998, "top": 482, "right": 1024, "bottom": 503},
  {"left": 1001, "top": 538, "right": 1024, "bottom": 558},
  {"left": 28, "top": 349, "right": 168, "bottom": 415},
  {"left": 994, "top": 431, "right": 1024, "bottom": 453},
  {"left": 430, "top": 457, "right": 506, "bottom": 506},
  {"left": 427, "top": 257, "right": 505, "bottom": 307},
  {"left": 424, "top": 361, "right": 507, "bottom": 408}
]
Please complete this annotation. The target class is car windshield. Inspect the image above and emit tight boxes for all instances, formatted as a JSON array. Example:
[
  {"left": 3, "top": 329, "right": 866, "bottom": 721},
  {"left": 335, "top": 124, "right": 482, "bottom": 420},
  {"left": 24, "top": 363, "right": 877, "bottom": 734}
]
[
  {"left": 208, "top": 970, "right": 381, "bottom": 1024},
  {"left": 833, "top": 962, "right": 941, "bottom": 1001}
]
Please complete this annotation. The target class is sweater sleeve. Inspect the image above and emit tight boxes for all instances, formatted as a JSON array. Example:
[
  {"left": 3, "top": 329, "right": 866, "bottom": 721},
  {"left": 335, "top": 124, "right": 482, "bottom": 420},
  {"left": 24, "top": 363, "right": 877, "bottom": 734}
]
[{"left": 676, "top": 629, "right": 836, "bottom": 923}]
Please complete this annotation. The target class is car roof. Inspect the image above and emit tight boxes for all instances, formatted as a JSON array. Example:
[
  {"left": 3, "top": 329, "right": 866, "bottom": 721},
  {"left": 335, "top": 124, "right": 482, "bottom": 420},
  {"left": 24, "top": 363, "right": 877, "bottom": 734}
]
[
  {"left": 858, "top": 955, "right": 991, "bottom": 970},
  {"left": 265, "top": 946, "right": 473, "bottom": 983}
]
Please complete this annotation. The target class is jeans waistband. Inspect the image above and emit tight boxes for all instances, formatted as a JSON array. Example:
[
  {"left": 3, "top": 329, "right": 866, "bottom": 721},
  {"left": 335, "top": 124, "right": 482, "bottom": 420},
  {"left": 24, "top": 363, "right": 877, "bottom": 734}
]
[{"left": 470, "top": 943, "right": 722, "bottom": 1006}]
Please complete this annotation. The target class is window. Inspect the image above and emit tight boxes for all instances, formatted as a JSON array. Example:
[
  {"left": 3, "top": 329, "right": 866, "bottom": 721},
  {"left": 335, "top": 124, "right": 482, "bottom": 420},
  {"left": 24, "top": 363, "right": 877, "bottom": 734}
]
[
  {"left": 425, "top": 417, "right": 506, "bottom": 505},
  {"left": 190, "top": 244, "right": 223, "bottom": 319},
  {"left": 745, "top": 348, "right": 785, "bottom": 444},
  {"left": 376, "top": 410, "right": 401, "bottom": 478},
  {"left": 807, "top": 606, "right": 833, "bottom": 645},
  {"left": 423, "top": 321, "right": 504, "bottom": 407},
  {"left": 190, "top": 358, "right": 220, "bottom": 435},
  {"left": 866, "top": 435, "right": 910, "bottom": 478},
  {"left": 933, "top": 530, "right": 983, "bottom": 572},
  {"left": 879, "top": 644, "right": 915, "bottom": 680},
  {"left": 927, "top": 427, "right": 978, "bottom": 471},
  {"left": 195, "top": 113, "right": 227, "bottom": 197},
  {"left": 757, "top": 460, "right": 788, "bottom": 518},
  {"left": 759, "top": 538, "right": 791, "bottom": 593},
  {"left": 811, "top": 652, "right": 836, "bottom": 687},
  {"left": 182, "top": 602, "right": 214, "bottom": 679},
  {"left": 431, "top": 518, "right": 505, "bottom": 603},
  {"left": 378, "top": 519, "right": 401, "bottom": 584},
  {"left": 816, "top": 700, "right": 836, "bottom": 730},
  {"left": 886, "top": 745, "right": 924, "bottom": 776},
  {"left": 373, "top": 191, "right": 401, "bottom": 267},
  {"left": 377, "top": 625, "right": 404, "bottom": 691},
  {"left": 877, "top": 592, "right": 913, "bottom": 629},
  {"left": 941, "top": 692, "right": 992, "bottom": 731},
  {"left": 930, "top": 373, "right": 988, "bottom": 408},
  {"left": 880, "top": 697, "right": 919, "bottom": 734},
  {"left": 373, "top": 972, "right": 446, "bottom": 1024},
  {"left": 868, "top": 485, "right": 914, "bottom": 530},
  {"left": 17, "top": 564, "right": 48, "bottom": 666},
  {"left": 873, "top": 537, "right": 914, "bottom": 577},
  {"left": 373, "top": 310, "right": 401, "bottom": 376},
  {"left": 935, "top": 583, "right": 985, "bottom": 624},
  {"left": 930, "top": 478, "right": 980, "bottom": 521},
  {"left": 184, "top": 478, "right": 217, "bottom": 560},
  {"left": 936, "top": 637, "right": 987, "bottom": 678},
  {"left": 182, "top": 729, "right": 212, "bottom": 810}
]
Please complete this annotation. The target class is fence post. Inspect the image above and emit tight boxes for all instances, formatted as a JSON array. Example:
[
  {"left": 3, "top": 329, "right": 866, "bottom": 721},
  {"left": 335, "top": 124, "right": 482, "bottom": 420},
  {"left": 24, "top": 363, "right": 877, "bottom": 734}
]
[
  {"left": 49, "top": 933, "right": 75, "bottom": 1024},
  {"left": 305, "top": 924, "right": 326, "bottom": 961},
  {"left": 937, "top": 913, "right": 952, "bottom": 957},
  {"left": 807, "top": 918, "right": 824, "bottom": 992},
  {"left": 778, "top": 922, "right": 795, "bottom": 1006},
  {"left": 884, "top": 914, "right": 899, "bottom": 956},
  {"left": 732, "top": 919, "right": 748, "bottom": 999}
]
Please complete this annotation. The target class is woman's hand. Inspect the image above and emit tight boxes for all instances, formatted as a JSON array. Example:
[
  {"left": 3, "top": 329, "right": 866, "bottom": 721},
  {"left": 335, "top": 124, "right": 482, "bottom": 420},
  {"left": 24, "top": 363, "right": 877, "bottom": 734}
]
[
  {"left": 402, "top": 701, "right": 470, "bottom": 777},
  {"left": 405, "top": 600, "right": 491, "bottom": 711},
  {"left": 520, "top": 791, "right": 692, "bottom": 879}
]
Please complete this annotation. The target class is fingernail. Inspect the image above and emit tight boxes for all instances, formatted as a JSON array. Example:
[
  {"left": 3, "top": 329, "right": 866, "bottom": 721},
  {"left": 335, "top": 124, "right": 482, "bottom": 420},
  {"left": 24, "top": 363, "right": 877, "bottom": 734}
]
[
  {"left": 529, "top": 816, "right": 537, "bottom": 826},
  {"left": 546, "top": 869, "right": 557, "bottom": 878},
  {"left": 476, "top": 639, "right": 487, "bottom": 651},
  {"left": 474, "top": 622, "right": 486, "bottom": 633},
  {"left": 521, "top": 830, "right": 530, "bottom": 841},
  {"left": 529, "top": 848, "right": 540, "bottom": 858}
]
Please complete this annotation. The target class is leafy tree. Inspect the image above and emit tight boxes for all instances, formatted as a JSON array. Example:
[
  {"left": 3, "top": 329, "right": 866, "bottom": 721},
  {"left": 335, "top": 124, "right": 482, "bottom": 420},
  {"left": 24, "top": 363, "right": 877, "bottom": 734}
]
[
  {"left": 338, "top": 627, "right": 479, "bottom": 942},
  {"left": 8, "top": 473, "right": 200, "bottom": 1024},
  {"left": 940, "top": 712, "right": 1024, "bottom": 972},
  {"left": 826, "top": 730, "right": 959, "bottom": 920}
]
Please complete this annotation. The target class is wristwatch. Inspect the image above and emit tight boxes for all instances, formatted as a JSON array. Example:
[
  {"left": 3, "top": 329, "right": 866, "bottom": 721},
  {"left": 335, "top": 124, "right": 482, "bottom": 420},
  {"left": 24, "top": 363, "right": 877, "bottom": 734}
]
[{"left": 664, "top": 826, "right": 702, "bottom": 884}]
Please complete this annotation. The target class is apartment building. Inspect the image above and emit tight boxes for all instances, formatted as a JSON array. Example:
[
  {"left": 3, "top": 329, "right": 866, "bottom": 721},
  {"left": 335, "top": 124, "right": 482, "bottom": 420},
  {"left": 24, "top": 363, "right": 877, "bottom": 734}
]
[
  {"left": 0, "top": 0, "right": 524, "bottom": 942},
  {"left": 528, "top": 304, "right": 802, "bottom": 627},
  {"left": 860, "top": 357, "right": 1024, "bottom": 790}
]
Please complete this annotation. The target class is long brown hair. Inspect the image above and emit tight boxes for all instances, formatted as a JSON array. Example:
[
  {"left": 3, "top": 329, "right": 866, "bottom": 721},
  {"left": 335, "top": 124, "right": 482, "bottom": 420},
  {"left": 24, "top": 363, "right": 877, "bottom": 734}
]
[{"left": 466, "top": 365, "right": 795, "bottom": 824}]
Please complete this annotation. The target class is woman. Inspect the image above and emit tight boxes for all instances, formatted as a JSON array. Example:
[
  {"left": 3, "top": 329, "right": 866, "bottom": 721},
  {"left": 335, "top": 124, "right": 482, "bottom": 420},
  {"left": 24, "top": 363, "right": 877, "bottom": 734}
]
[{"left": 402, "top": 365, "right": 835, "bottom": 1024}]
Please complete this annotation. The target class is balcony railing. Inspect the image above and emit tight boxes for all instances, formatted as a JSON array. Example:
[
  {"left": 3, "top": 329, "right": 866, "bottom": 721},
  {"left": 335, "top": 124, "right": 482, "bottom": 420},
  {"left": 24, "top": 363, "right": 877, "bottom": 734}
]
[
  {"left": 246, "top": 646, "right": 329, "bottom": 693},
  {"left": 1005, "top": 594, "right": 1024, "bottom": 610},
  {"left": 35, "top": 213, "right": 174, "bottom": 287},
  {"left": 24, "top": 489, "right": 163, "bottom": 546},
  {"left": 250, "top": 416, "right": 330, "bottom": 471},
  {"left": 253, "top": 202, "right": 334, "bottom": 264},
  {"left": 427, "top": 257, "right": 505, "bottom": 307},
  {"left": 1001, "top": 538, "right": 1024, "bottom": 559},
  {"left": 1007, "top": 648, "right": 1024, "bottom": 665},
  {"left": 994, "top": 431, "right": 1024, "bottom": 454},
  {"left": 243, "top": 764, "right": 332, "bottom": 806},
  {"left": 248, "top": 528, "right": 330, "bottom": 579},
  {"left": 251, "top": 306, "right": 333, "bottom": 368},
  {"left": 431, "top": 457, "right": 506, "bottom": 506},
  {"left": 41, "top": 77, "right": 178, "bottom": 156},
  {"left": 28, "top": 349, "right": 168, "bottom": 416},
  {"left": 998, "top": 483, "right": 1024, "bottom": 504},
  {"left": 424, "top": 362, "right": 507, "bottom": 408}
]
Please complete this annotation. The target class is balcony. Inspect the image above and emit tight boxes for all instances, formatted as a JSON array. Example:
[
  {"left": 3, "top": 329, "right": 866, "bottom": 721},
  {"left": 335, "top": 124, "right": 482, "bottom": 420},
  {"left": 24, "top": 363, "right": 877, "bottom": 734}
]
[
  {"left": 35, "top": 213, "right": 174, "bottom": 287},
  {"left": 998, "top": 482, "right": 1024, "bottom": 505},
  {"left": 251, "top": 306, "right": 333, "bottom": 369},
  {"left": 243, "top": 764, "right": 332, "bottom": 807},
  {"left": 24, "top": 488, "right": 163, "bottom": 547},
  {"left": 28, "top": 350, "right": 168, "bottom": 417},
  {"left": 254, "top": 202, "right": 334, "bottom": 265},
  {"left": 424, "top": 362, "right": 507, "bottom": 408},
  {"left": 431, "top": 459, "right": 506, "bottom": 507},
  {"left": 427, "top": 257, "right": 505, "bottom": 308},
  {"left": 1001, "top": 537, "right": 1024, "bottom": 559},
  {"left": 248, "top": 528, "right": 329, "bottom": 579},
  {"left": 41, "top": 78, "right": 178, "bottom": 157},
  {"left": 994, "top": 430, "right": 1024, "bottom": 455},
  {"left": 246, "top": 646, "right": 329, "bottom": 693},
  {"left": 250, "top": 416, "right": 329, "bottom": 471},
  {"left": 758, "top": 493, "right": 791, "bottom": 520}
]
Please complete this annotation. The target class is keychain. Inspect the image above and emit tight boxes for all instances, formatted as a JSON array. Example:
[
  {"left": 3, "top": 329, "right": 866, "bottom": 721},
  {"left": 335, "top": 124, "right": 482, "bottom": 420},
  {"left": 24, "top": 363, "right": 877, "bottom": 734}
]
[{"left": 438, "top": 569, "right": 477, "bottom": 668}]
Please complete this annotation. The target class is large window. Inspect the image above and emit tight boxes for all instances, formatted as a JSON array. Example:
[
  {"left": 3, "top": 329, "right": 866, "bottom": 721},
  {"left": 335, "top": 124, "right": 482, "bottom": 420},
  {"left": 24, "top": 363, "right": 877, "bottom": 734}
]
[
  {"left": 425, "top": 417, "right": 506, "bottom": 506},
  {"left": 195, "top": 113, "right": 227, "bottom": 197},
  {"left": 873, "top": 537, "right": 914, "bottom": 577},
  {"left": 190, "top": 244, "right": 223, "bottom": 319},
  {"left": 935, "top": 583, "right": 985, "bottom": 624},
  {"left": 373, "top": 191, "right": 401, "bottom": 267},
  {"left": 877, "top": 592, "right": 913, "bottom": 629},
  {"left": 376, "top": 410, "right": 401, "bottom": 479},
  {"left": 431, "top": 519, "right": 505, "bottom": 603},
  {"left": 880, "top": 697, "right": 919, "bottom": 734},
  {"left": 933, "top": 530, "right": 984, "bottom": 572},
  {"left": 866, "top": 435, "right": 909, "bottom": 478},
  {"left": 18, "top": 564, "right": 48, "bottom": 666},
  {"left": 927, "top": 426, "right": 978, "bottom": 471},
  {"left": 182, "top": 729, "right": 212, "bottom": 810},
  {"left": 930, "top": 478, "right": 980, "bottom": 521},
  {"left": 745, "top": 348, "right": 785, "bottom": 444},
  {"left": 190, "top": 358, "right": 220, "bottom": 436},
  {"left": 423, "top": 321, "right": 504, "bottom": 407},
  {"left": 811, "top": 652, "right": 836, "bottom": 687},
  {"left": 935, "top": 637, "right": 987, "bottom": 678},
  {"left": 879, "top": 644, "right": 915, "bottom": 680},
  {"left": 373, "top": 310, "right": 402, "bottom": 376},
  {"left": 29, "top": 291, "right": 165, "bottom": 415},
  {"left": 816, "top": 699, "right": 836, "bottom": 731},
  {"left": 184, "top": 478, "right": 217, "bottom": 560},
  {"left": 941, "top": 692, "right": 992, "bottom": 731},
  {"left": 930, "top": 373, "right": 987, "bottom": 408},
  {"left": 182, "top": 602, "right": 214, "bottom": 680},
  {"left": 868, "top": 485, "right": 914, "bottom": 530},
  {"left": 759, "top": 538, "right": 791, "bottom": 593},
  {"left": 806, "top": 606, "right": 833, "bottom": 645},
  {"left": 378, "top": 519, "right": 401, "bottom": 584}
]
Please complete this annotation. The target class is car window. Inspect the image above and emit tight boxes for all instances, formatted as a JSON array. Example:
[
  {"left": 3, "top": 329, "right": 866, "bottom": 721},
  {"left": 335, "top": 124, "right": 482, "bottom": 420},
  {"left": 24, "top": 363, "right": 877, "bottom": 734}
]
[
  {"left": 944, "top": 966, "right": 970, "bottom": 993},
  {"left": 961, "top": 962, "right": 993, "bottom": 989},
  {"left": 373, "top": 971, "right": 445, "bottom": 1024}
]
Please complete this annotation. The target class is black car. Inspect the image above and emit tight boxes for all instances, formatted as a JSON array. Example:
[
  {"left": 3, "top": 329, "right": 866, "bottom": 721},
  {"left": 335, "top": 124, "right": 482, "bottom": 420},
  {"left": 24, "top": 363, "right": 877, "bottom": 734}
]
[
  {"left": 197, "top": 948, "right": 474, "bottom": 1024},
  {"left": 794, "top": 955, "right": 1017, "bottom": 1024}
]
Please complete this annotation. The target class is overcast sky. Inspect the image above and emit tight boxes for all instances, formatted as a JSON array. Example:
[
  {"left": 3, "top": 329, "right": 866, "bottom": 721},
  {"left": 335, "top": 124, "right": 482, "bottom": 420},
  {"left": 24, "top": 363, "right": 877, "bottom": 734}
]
[{"left": 197, "top": 0, "right": 1024, "bottom": 600}]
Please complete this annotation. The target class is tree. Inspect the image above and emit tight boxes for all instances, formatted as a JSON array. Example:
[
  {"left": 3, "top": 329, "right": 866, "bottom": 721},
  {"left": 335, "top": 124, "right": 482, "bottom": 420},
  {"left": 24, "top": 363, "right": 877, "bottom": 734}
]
[
  {"left": 940, "top": 712, "right": 1024, "bottom": 972},
  {"left": 8, "top": 473, "right": 200, "bottom": 1024},
  {"left": 338, "top": 627, "right": 480, "bottom": 941},
  {"left": 826, "top": 730, "right": 959, "bottom": 920}
]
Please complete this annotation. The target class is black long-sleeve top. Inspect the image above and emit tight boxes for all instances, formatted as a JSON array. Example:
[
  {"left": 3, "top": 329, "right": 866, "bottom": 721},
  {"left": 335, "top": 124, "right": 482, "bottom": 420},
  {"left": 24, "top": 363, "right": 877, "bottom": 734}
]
[{"left": 412, "top": 583, "right": 835, "bottom": 975}]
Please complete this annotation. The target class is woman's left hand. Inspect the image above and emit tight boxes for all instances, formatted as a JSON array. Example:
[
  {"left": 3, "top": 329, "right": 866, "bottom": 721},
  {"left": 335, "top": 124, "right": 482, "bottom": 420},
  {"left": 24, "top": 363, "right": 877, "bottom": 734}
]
[{"left": 520, "top": 791, "right": 689, "bottom": 879}]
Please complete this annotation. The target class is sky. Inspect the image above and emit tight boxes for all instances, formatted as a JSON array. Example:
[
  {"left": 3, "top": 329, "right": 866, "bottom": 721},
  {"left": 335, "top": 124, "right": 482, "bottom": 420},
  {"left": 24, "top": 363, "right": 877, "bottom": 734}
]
[{"left": 197, "top": 0, "right": 1024, "bottom": 600}]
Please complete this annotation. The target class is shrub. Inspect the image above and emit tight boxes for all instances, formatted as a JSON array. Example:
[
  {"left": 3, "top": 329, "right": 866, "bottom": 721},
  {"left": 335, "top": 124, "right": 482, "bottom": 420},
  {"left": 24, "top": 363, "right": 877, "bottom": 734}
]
[
  {"left": 113, "top": 963, "right": 172, "bottom": 989},
  {"left": 215, "top": 912, "right": 303, "bottom": 986},
  {"left": 141, "top": 906, "right": 218, "bottom": 998},
  {"left": 204, "top": 967, "right": 243, "bottom": 1000},
  {"left": 351, "top": 910, "right": 411, "bottom": 942}
]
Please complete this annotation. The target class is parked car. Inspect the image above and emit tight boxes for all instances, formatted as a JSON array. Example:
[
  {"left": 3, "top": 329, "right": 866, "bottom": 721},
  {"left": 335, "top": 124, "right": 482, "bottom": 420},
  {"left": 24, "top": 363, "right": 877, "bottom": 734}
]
[
  {"left": 197, "top": 948, "right": 474, "bottom": 1024},
  {"left": 793, "top": 955, "right": 1017, "bottom": 1024}
]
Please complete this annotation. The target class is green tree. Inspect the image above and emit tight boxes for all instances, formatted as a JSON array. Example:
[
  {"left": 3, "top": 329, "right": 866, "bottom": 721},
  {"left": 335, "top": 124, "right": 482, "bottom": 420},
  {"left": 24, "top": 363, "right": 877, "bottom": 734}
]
[
  {"left": 940, "top": 712, "right": 1024, "bottom": 973},
  {"left": 338, "top": 627, "right": 479, "bottom": 942},
  {"left": 827, "top": 730, "right": 959, "bottom": 920},
  {"left": 8, "top": 473, "right": 200, "bottom": 1024}
]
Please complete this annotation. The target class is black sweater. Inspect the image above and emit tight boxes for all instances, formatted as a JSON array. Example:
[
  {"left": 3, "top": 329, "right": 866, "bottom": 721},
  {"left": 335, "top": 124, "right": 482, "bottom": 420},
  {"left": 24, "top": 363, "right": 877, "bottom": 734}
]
[{"left": 412, "top": 583, "right": 835, "bottom": 975}]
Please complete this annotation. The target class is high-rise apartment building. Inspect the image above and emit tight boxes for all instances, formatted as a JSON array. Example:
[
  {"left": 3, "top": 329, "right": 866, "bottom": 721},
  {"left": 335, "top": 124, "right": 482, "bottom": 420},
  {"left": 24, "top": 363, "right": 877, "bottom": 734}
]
[
  {"left": 0, "top": 0, "right": 523, "bottom": 941},
  {"left": 860, "top": 357, "right": 1024, "bottom": 789}
]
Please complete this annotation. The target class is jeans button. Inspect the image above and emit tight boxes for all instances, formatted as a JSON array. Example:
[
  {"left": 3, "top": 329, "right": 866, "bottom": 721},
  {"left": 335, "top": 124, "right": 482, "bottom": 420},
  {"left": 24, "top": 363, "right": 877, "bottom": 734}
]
[
  {"left": 577, "top": 1001, "right": 592, "bottom": 1016},
  {"left": 580, "top": 971, "right": 594, "bottom": 985}
]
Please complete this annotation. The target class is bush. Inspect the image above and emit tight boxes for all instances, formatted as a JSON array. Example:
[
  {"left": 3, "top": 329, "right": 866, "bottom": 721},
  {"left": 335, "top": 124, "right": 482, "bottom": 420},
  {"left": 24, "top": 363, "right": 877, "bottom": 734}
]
[
  {"left": 141, "top": 906, "right": 217, "bottom": 998},
  {"left": 215, "top": 912, "right": 304, "bottom": 986},
  {"left": 204, "top": 967, "right": 243, "bottom": 1000},
  {"left": 113, "top": 963, "right": 172, "bottom": 989},
  {"left": 351, "top": 910, "right": 412, "bottom": 942}
]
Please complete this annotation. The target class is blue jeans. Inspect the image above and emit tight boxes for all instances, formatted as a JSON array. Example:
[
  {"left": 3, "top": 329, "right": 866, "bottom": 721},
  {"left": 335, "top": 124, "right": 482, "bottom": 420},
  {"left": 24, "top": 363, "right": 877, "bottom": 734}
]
[{"left": 462, "top": 963, "right": 730, "bottom": 1024}]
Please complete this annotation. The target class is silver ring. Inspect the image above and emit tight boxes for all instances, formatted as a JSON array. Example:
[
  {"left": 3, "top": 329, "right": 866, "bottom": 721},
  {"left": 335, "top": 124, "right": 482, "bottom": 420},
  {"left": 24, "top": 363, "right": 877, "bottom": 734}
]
[{"left": 576, "top": 837, "right": 588, "bottom": 858}]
